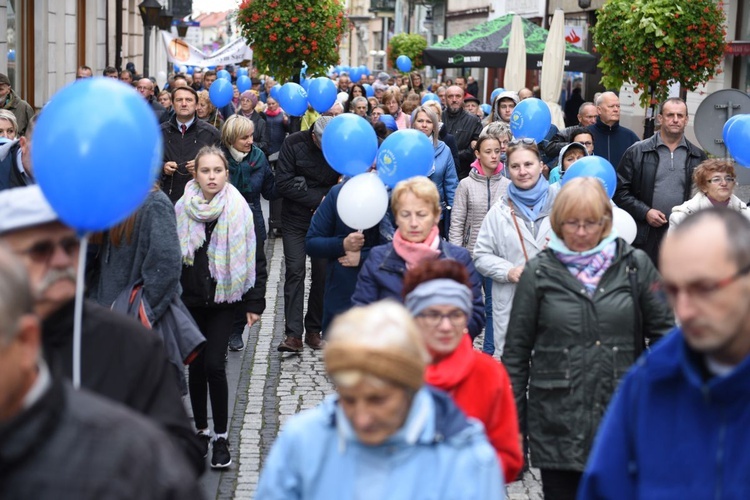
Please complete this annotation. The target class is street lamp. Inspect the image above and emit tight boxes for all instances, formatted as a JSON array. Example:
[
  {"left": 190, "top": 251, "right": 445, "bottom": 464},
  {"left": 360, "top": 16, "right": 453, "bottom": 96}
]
[
  {"left": 158, "top": 8, "right": 173, "bottom": 32},
  {"left": 139, "top": 0, "right": 162, "bottom": 77}
]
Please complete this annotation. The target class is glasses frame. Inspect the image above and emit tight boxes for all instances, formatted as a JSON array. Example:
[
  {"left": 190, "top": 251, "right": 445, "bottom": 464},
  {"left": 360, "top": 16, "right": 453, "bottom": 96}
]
[
  {"left": 561, "top": 218, "right": 606, "bottom": 233},
  {"left": 706, "top": 176, "right": 736, "bottom": 185},
  {"left": 416, "top": 309, "right": 468, "bottom": 328},
  {"left": 509, "top": 138, "right": 536, "bottom": 146},
  {"left": 662, "top": 263, "right": 750, "bottom": 302},
  {"left": 16, "top": 236, "right": 81, "bottom": 264}
]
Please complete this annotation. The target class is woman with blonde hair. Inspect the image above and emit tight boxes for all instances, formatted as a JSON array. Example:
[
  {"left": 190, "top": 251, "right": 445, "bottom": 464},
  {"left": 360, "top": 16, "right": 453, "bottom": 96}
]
[
  {"left": 257, "top": 301, "right": 502, "bottom": 498},
  {"left": 669, "top": 158, "right": 750, "bottom": 228},
  {"left": 504, "top": 177, "right": 673, "bottom": 499},
  {"left": 382, "top": 87, "right": 410, "bottom": 130},
  {"left": 0, "top": 109, "right": 19, "bottom": 140},
  {"left": 196, "top": 90, "right": 223, "bottom": 130},
  {"left": 352, "top": 176, "right": 485, "bottom": 338}
]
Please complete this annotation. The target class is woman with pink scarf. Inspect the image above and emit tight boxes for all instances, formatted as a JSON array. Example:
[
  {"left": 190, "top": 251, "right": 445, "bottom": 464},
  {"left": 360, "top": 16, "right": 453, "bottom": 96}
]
[
  {"left": 351, "top": 176, "right": 486, "bottom": 339},
  {"left": 175, "top": 145, "right": 257, "bottom": 470}
]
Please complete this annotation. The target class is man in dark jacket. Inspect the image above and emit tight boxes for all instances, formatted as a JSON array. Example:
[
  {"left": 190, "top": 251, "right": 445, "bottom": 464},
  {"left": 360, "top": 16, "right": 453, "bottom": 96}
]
[
  {"left": 0, "top": 186, "right": 205, "bottom": 476},
  {"left": 0, "top": 247, "right": 202, "bottom": 499},
  {"left": 587, "top": 92, "right": 640, "bottom": 168},
  {"left": 0, "top": 72, "right": 35, "bottom": 137},
  {"left": 276, "top": 116, "right": 340, "bottom": 352},
  {"left": 136, "top": 77, "right": 169, "bottom": 124},
  {"left": 614, "top": 98, "right": 707, "bottom": 264},
  {"left": 161, "top": 86, "right": 221, "bottom": 203},
  {"left": 443, "top": 85, "right": 483, "bottom": 180}
]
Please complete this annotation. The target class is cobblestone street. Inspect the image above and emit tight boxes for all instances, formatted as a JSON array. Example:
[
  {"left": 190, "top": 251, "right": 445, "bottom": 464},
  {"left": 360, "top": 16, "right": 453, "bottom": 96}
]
[{"left": 197, "top": 236, "right": 542, "bottom": 499}]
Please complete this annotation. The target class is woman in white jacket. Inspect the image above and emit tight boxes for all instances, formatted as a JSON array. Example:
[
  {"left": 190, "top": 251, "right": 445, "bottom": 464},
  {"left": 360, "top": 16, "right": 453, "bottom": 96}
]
[
  {"left": 669, "top": 159, "right": 750, "bottom": 229},
  {"left": 473, "top": 139, "right": 559, "bottom": 355}
]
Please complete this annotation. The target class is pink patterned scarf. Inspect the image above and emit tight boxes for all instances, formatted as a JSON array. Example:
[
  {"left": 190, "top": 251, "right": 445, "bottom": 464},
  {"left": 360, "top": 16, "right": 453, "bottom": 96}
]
[
  {"left": 392, "top": 225, "right": 441, "bottom": 269},
  {"left": 175, "top": 179, "right": 256, "bottom": 303}
]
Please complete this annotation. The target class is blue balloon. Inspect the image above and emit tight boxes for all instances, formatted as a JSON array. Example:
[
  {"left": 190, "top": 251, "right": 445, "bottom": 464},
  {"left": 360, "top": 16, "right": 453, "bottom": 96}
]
[
  {"left": 186, "top": 66, "right": 194, "bottom": 75},
  {"left": 376, "top": 129, "right": 434, "bottom": 188},
  {"left": 237, "top": 67, "right": 249, "bottom": 77},
  {"left": 33, "top": 79, "right": 161, "bottom": 232},
  {"left": 277, "top": 82, "right": 308, "bottom": 116},
  {"left": 361, "top": 66, "right": 371, "bottom": 77},
  {"left": 379, "top": 115, "right": 398, "bottom": 131},
  {"left": 236, "top": 75, "right": 252, "bottom": 93},
  {"left": 349, "top": 68, "right": 362, "bottom": 84},
  {"left": 480, "top": 104, "right": 492, "bottom": 115},
  {"left": 490, "top": 88, "right": 505, "bottom": 103},
  {"left": 725, "top": 114, "right": 750, "bottom": 166},
  {"left": 510, "top": 98, "right": 551, "bottom": 142},
  {"left": 396, "top": 55, "right": 412, "bottom": 73},
  {"left": 362, "top": 84, "right": 374, "bottom": 98},
  {"left": 561, "top": 156, "right": 617, "bottom": 198},
  {"left": 340, "top": 65, "right": 350, "bottom": 74},
  {"left": 300, "top": 78, "right": 311, "bottom": 92},
  {"left": 308, "top": 77, "right": 337, "bottom": 113},
  {"left": 270, "top": 84, "right": 282, "bottom": 101},
  {"left": 217, "top": 69, "right": 231, "bottom": 80},
  {"left": 322, "top": 114, "right": 379, "bottom": 176},
  {"left": 209, "top": 78, "right": 233, "bottom": 108},
  {"left": 421, "top": 93, "right": 440, "bottom": 105}
]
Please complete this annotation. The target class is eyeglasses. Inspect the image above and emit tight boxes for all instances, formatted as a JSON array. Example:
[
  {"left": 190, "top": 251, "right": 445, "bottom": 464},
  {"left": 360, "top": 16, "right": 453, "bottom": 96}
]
[
  {"left": 707, "top": 176, "right": 736, "bottom": 185},
  {"left": 662, "top": 264, "right": 750, "bottom": 302},
  {"left": 561, "top": 219, "right": 605, "bottom": 233},
  {"left": 16, "top": 236, "right": 80, "bottom": 264},
  {"left": 509, "top": 138, "right": 536, "bottom": 146},
  {"left": 416, "top": 309, "right": 467, "bottom": 327}
]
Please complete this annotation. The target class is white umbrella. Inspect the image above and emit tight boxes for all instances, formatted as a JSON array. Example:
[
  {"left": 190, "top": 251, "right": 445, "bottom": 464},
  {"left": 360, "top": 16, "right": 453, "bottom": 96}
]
[
  {"left": 503, "top": 14, "right": 526, "bottom": 93},
  {"left": 541, "top": 9, "right": 566, "bottom": 130}
]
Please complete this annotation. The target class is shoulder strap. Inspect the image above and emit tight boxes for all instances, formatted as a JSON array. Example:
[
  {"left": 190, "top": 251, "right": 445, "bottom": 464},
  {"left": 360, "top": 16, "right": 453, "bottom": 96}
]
[
  {"left": 507, "top": 199, "right": 530, "bottom": 262},
  {"left": 627, "top": 253, "right": 644, "bottom": 357}
]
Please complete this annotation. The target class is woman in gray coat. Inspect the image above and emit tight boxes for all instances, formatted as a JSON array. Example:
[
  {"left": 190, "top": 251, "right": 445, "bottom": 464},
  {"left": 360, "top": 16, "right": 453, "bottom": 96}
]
[{"left": 503, "top": 178, "right": 674, "bottom": 500}]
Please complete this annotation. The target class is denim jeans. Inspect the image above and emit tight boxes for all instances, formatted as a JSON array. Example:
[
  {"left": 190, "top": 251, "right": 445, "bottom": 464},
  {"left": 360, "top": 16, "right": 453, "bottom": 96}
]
[{"left": 482, "top": 276, "right": 494, "bottom": 355}]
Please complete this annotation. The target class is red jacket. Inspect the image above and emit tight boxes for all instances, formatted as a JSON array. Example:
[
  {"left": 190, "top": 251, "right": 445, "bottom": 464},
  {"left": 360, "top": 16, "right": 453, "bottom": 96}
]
[{"left": 426, "top": 335, "right": 523, "bottom": 482}]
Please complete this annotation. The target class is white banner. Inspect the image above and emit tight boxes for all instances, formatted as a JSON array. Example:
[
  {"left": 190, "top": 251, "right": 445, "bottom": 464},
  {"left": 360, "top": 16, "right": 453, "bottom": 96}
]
[{"left": 161, "top": 31, "right": 253, "bottom": 67}]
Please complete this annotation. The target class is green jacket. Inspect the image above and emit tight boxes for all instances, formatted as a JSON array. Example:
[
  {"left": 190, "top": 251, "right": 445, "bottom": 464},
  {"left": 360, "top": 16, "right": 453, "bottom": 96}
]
[{"left": 503, "top": 240, "right": 674, "bottom": 471}]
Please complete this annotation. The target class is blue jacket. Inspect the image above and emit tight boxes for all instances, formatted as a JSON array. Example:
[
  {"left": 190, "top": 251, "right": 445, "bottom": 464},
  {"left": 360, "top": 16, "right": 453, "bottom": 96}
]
[
  {"left": 256, "top": 386, "right": 502, "bottom": 499},
  {"left": 429, "top": 140, "right": 458, "bottom": 220},
  {"left": 221, "top": 145, "right": 277, "bottom": 242},
  {"left": 351, "top": 240, "right": 486, "bottom": 339},
  {"left": 587, "top": 117, "right": 640, "bottom": 169},
  {"left": 579, "top": 329, "right": 750, "bottom": 499},
  {"left": 305, "top": 182, "right": 383, "bottom": 332}
]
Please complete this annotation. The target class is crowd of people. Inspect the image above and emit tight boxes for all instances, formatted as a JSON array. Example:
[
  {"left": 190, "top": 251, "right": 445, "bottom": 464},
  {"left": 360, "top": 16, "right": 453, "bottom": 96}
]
[{"left": 2, "top": 61, "right": 750, "bottom": 500}]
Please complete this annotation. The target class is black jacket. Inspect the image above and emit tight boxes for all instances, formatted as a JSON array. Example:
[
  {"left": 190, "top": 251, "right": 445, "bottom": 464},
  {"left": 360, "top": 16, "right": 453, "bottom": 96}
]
[
  {"left": 442, "top": 108, "right": 482, "bottom": 179},
  {"left": 613, "top": 133, "right": 707, "bottom": 246},
  {"left": 160, "top": 115, "right": 221, "bottom": 204},
  {"left": 238, "top": 110, "right": 271, "bottom": 156},
  {"left": 275, "top": 129, "right": 340, "bottom": 230},
  {"left": 41, "top": 300, "right": 205, "bottom": 475}
]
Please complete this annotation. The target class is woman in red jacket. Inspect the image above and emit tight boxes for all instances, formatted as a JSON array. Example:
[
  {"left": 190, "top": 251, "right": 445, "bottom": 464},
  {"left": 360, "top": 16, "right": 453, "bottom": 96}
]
[{"left": 403, "top": 259, "right": 523, "bottom": 483}]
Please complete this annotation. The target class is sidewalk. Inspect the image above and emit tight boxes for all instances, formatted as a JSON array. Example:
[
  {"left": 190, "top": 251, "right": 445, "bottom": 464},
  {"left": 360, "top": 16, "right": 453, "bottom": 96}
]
[{"left": 201, "top": 236, "right": 542, "bottom": 499}]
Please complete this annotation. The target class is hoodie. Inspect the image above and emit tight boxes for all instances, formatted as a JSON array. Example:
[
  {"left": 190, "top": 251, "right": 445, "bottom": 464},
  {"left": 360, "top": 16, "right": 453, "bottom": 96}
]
[{"left": 549, "top": 142, "right": 589, "bottom": 184}]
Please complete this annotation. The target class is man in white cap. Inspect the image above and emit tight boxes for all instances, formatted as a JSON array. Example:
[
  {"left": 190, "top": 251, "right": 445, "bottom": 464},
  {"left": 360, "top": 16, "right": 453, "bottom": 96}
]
[{"left": 0, "top": 186, "right": 205, "bottom": 475}]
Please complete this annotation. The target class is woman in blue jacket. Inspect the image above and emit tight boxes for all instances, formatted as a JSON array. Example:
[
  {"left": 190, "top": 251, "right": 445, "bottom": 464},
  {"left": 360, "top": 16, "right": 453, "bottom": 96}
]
[
  {"left": 256, "top": 301, "right": 502, "bottom": 499},
  {"left": 411, "top": 105, "right": 458, "bottom": 236},
  {"left": 351, "top": 176, "right": 485, "bottom": 339}
]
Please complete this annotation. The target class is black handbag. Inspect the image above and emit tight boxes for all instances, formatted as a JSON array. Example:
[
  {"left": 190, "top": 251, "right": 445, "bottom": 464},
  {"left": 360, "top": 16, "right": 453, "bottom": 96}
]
[{"left": 627, "top": 253, "right": 646, "bottom": 357}]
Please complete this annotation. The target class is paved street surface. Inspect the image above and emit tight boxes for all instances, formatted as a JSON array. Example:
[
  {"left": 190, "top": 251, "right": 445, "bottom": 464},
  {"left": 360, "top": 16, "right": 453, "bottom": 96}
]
[{"left": 196, "top": 233, "right": 543, "bottom": 499}]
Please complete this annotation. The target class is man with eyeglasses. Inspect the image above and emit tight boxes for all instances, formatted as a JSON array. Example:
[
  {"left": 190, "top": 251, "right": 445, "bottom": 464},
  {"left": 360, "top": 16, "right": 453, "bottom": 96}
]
[
  {"left": 0, "top": 185, "right": 205, "bottom": 476},
  {"left": 614, "top": 97, "right": 707, "bottom": 265},
  {"left": 587, "top": 92, "right": 639, "bottom": 168},
  {"left": 136, "top": 78, "right": 169, "bottom": 124},
  {"left": 580, "top": 207, "right": 750, "bottom": 499}
]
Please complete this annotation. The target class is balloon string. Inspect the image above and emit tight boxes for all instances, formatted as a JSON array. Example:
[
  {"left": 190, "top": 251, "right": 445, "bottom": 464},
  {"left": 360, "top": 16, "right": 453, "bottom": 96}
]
[{"left": 72, "top": 232, "right": 90, "bottom": 389}]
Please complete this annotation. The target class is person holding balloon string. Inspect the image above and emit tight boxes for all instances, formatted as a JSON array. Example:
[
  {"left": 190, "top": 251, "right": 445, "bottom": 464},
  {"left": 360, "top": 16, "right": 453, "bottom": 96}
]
[
  {"left": 176, "top": 145, "right": 257, "bottom": 469},
  {"left": 503, "top": 178, "right": 674, "bottom": 499},
  {"left": 351, "top": 176, "right": 486, "bottom": 339},
  {"left": 410, "top": 105, "right": 458, "bottom": 238},
  {"left": 473, "top": 138, "right": 559, "bottom": 356}
]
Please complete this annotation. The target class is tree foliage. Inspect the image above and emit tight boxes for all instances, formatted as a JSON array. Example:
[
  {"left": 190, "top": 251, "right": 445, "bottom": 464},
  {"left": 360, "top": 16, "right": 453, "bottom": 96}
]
[
  {"left": 387, "top": 33, "right": 427, "bottom": 71},
  {"left": 593, "top": 0, "right": 727, "bottom": 107},
  {"left": 237, "top": 0, "right": 348, "bottom": 82}
]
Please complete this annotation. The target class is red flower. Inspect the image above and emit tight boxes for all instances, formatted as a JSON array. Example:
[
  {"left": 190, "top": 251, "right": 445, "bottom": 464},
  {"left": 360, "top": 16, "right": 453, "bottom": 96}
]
[
  {"left": 291, "top": 17, "right": 299, "bottom": 22},
  {"left": 310, "top": 22, "right": 316, "bottom": 28}
]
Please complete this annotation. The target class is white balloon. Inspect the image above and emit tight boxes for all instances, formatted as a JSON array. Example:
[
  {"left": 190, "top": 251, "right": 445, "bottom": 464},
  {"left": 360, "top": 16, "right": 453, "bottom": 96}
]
[
  {"left": 336, "top": 173, "right": 389, "bottom": 230},
  {"left": 156, "top": 71, "right": 167, "bottom": 90},
  {"left": 336, "top": 91, "right": 349, "bottom": 104},
  {"left": 613, "top": 207, "right": 637, "bottom": 244}
]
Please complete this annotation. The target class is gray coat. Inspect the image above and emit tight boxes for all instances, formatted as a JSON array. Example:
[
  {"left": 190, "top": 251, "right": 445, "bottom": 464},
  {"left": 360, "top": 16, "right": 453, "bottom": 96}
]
[{"left": 503, "top": 241, "right": 674, "bottom": 471}]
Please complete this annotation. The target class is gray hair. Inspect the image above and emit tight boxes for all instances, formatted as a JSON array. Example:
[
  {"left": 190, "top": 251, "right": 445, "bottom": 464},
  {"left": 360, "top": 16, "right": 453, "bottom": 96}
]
[
  {"left": 672, "top": 208, "right": 750, "bottom": 269},
  {"left": 595, "top": 91, "right": 618, "bottom": 106},
  {"left": 481, "top": 121, "right": 512, "bottom": 140},
  {"left": 0, "top": 245, "right": 34, "bottom": 345},
  {"left": 410, "top": 106, "right": 439, "bottom": 147},
  {"left": 578, "top": 102, "right": 595, "bottom": 115},
  {"left": 351, "top": 96, "right": 368, "bottom": 107}
]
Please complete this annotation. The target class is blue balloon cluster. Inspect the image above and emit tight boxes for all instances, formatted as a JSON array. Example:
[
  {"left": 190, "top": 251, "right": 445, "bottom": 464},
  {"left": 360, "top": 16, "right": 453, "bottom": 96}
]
[
  {"left": 322, "top": 114, "right": 379, "bottom": 177},
  {"left": 396, "top": 55, "right": 412, "bottom": 73},
  {"left": 561, "top": 156, "right": 617, "bottom": 198},
  {"left": 277, "top": 82, "right": 308, "bottom": 116},
  {"left": 209, "top": 78, "right": 233, "bottom": 108},
  {"left": 724, "top": 114, "right": 750, "bottom": 166},
  {"left": 510, "top": 98, "right": 551, "bottom": 143},
  {"left": 376, "top": 129, "right": 434, "bottom": 187},
  {"left": 33, "top": 78, "right": 162, "bottom": 232}
]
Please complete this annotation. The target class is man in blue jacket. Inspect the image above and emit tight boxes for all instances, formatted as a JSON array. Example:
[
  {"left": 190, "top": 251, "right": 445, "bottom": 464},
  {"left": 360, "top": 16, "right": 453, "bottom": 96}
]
[
  {"left": 579, "top": 208, "right": 750, "bottom": 499},
  {"left": 587, "top": 92, "right": 639, "bottom": 168}
]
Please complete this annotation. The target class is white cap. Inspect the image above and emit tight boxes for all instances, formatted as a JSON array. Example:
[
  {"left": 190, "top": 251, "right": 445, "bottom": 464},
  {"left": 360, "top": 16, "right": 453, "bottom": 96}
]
[{"left": 0, "top": 185, "right": 59, "bottom": 235}]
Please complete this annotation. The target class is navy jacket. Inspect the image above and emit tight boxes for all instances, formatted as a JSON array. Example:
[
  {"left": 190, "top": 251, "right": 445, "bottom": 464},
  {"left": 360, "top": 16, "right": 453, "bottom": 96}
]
[
  {"left": 351, "top": 240, "right": 486, "bottom": 339},
  {"left": 587, "top": 117, "right": 640, "bottom": 169},
  {"left": 305, "top": 182, "right": 383, "bottom": 332}
]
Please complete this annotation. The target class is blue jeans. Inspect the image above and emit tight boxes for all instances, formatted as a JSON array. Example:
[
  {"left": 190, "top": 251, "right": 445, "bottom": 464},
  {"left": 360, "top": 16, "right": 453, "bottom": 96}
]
[{"left": 482, "top": 277, "right": 494, "bottom": 355}]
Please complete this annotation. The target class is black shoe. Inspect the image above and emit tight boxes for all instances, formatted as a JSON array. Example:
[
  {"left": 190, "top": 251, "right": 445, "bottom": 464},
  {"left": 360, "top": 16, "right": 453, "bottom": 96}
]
[
  {"left": 196, "top": 432, "right": 211, "bottom": 459},
  {"left": 211, "top": 437, "right": 232, "bottom": 469},
  {"left": 228, "top": 332, "right": 244, "bottom": 351}
]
